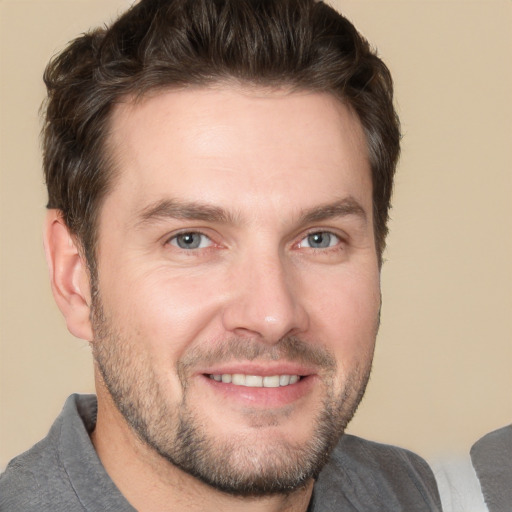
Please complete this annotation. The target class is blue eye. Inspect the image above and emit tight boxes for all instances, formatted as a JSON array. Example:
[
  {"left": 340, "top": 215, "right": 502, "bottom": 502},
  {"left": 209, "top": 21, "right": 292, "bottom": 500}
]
[
  {"left": 299, "top": 232, "right": 339, "bottom": 249},
  {"left": 170, "top": 232, "right": 212, "bottom": 249}
]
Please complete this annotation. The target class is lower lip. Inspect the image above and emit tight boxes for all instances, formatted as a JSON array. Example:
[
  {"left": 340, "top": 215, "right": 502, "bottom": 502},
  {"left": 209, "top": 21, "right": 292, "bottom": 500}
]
[{"left": 199, "top": 374, "right": 317, "bottom": 409}]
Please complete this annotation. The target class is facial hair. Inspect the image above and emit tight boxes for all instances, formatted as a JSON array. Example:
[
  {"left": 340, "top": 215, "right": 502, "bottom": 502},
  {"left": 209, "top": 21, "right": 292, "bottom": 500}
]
[{"left": 90, "top": 290, "right": 373, "bottom": 497}]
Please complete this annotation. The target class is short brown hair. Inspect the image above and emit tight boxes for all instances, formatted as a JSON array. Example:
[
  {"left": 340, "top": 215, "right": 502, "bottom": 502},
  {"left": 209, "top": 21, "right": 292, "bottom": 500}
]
[{"left": 43, "top": 0, "right": 400, "bottom": 270}]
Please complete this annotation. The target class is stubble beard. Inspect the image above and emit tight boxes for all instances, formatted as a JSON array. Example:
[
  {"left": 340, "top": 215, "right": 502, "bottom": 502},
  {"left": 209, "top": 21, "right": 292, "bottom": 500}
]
[{"left": 90, "top": 290, "right": 373, "bottom": 497}]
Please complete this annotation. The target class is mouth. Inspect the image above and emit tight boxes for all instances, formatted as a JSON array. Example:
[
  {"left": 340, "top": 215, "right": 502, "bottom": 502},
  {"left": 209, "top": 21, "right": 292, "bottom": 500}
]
[
  {"left": 197, "top": 362, "right": 318, "bottom": 409},
  {"left": 207, "top": 373, "right": 301, "bottom": 388},
  {"left": 199, "top": 368, "right": 315, "bottom": 409}
]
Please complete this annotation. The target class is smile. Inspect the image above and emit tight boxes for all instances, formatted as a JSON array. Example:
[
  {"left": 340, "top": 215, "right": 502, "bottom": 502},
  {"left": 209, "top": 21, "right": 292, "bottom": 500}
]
[{"left": 208, "top": 374, "right": 301, "bottom": 388}]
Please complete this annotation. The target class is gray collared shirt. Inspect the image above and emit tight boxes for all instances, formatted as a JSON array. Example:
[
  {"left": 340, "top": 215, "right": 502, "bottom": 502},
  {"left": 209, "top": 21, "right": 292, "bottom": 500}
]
[{"left": 1, "top": 394, "right": 442, "bottom": 511}]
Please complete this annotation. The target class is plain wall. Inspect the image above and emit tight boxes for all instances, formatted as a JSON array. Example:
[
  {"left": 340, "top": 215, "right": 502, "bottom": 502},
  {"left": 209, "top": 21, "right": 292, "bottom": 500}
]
[{"left": 1, "top": 0, "right": 511, "bottom": 469}]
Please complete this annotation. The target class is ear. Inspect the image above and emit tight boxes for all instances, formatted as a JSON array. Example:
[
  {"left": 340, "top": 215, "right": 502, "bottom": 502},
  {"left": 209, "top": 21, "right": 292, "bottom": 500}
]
[{"left": 43, "top": 210, "right": 93, "bottom": 341}]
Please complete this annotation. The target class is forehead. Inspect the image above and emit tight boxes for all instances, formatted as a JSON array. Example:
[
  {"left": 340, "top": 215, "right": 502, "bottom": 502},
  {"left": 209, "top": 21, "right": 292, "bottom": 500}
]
[{"left": 104, "top": 85, "right": 371, "bottom": 222}]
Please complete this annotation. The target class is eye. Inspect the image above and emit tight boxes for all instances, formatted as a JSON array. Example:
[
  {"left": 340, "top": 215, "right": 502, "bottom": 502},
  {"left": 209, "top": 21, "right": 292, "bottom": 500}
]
[
  {"left": 298, "top": 231, "right": 340, "bottom": 249},
  {"left": 169, "top": 232, "right": 212, "bottom": 250}
]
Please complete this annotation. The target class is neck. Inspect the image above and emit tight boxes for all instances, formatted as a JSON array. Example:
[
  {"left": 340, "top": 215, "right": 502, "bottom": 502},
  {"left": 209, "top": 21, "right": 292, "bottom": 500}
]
[{"left": 91, "top": 384, "right": 314, "bottom": 512}]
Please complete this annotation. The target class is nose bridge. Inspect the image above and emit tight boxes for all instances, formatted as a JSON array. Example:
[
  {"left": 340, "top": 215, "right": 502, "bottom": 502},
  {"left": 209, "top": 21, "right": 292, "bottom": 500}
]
[{"left": 222, "top": 245, "right": 308, "bottom": 342}]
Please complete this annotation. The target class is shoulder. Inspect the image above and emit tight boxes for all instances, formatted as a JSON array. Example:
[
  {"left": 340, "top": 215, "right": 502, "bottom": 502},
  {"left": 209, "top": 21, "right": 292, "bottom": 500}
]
[
  {"left": 0, "top": 394, "right": 96, "bottom": 512},
  {"left": 335, "top": 433, "right": 436, "bottom": 479},
  {"left": 470, "top": 424, "right": 512, "bottom": 512},
  {"left": 0, "top": 421, "right": 66, "bottom": 510},
  {"left": 313, "top": 434, "right": 442, "bottom": 511},
  {"left": 471, "top": 424, "right": 512, "bottom": 458}
]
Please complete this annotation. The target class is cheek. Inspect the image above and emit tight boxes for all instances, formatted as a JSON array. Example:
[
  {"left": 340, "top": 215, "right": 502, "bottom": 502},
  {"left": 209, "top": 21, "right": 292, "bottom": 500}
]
[
  {"left": 101, "top": 266, "right": 224, "bottom": 355},
  {"left": 304, "top": 267, "right": 380, "bottom": 362}
]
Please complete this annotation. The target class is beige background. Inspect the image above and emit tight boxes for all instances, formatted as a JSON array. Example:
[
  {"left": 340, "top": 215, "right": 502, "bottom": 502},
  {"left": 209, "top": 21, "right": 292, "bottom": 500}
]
[{"left": 1, "top": 0, "right": 511, "bottom": 470}]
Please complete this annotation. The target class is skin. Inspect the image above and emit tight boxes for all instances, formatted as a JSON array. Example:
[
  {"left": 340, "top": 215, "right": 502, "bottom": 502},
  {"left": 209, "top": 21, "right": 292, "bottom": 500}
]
[{"left": 45, "top": 85, "right": 381, "bottom": 512}]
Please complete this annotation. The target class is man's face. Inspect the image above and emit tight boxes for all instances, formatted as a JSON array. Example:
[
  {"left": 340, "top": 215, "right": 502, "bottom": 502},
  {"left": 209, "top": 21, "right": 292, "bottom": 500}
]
[{"left": 91, "top": 86, "right": 380, "bottom": 495}]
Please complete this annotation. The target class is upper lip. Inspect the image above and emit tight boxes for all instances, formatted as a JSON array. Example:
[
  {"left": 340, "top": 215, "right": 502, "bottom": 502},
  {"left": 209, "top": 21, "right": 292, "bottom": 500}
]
[{"left": 197, "top": 362, "right": 318, "bottom": 377}]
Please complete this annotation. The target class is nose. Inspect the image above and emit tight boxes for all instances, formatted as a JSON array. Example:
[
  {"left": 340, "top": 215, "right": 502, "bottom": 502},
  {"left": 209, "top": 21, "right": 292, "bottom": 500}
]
[{"left": 221, "top": 250, "right": 309, "bottom": 343}]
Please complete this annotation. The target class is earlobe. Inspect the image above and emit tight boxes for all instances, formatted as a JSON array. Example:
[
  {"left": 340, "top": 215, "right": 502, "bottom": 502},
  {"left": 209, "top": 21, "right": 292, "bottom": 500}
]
[{"left": 43, "top": 210, "right": 93, "bottom": 341}]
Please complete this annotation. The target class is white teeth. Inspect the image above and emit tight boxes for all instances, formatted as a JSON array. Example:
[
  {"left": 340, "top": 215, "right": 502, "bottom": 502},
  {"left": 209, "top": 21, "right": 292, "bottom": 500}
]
[
  {"left": 232, "top": 374, "right": 245, "bottom": 386},
  {"left": 209, "top": 373, "right": 301, "bottom": 387},
  {"left": 263, "top": 375, "right": 280, "bottom": 388},
  {"left": 279, "top": 375, "right": 290, "bottom": 386},
  {"left": 245, "top": 375, "right": 263, "bottom": 387}
]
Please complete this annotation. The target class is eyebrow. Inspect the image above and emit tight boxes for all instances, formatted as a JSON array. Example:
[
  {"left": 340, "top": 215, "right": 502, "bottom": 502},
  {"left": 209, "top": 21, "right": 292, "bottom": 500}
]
[
  {"left": 299, "top": 197, "right": 368, "bottom": 226},
  {"left": 135, "top": 199, "right": 238, "bottom": 227},
  {"left": 135, "top": 196, "right": 367, "bottom": 228}
]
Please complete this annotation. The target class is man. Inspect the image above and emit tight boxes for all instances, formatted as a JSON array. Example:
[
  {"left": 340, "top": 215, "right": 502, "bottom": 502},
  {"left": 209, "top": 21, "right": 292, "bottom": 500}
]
[{"left": 0, "top": 0, "right": 442, "bottom": 510}]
